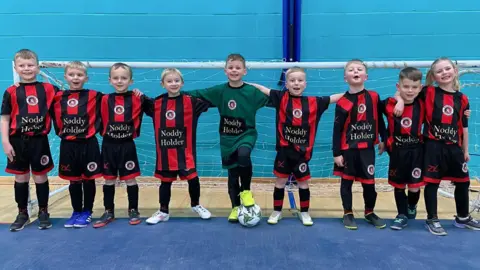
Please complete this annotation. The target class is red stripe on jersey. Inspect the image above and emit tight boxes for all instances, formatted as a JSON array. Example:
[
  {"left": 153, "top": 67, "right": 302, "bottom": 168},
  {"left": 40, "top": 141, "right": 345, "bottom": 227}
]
[
  {"left": 425, "top": 86, "right": 435, "bottom": 128},
  {"left": 305, "top": 97, "right": 317, "bottom": 160},
  {"left": 114, "top": 95, "right": 125, "bottom": 123},
  {"left": 166, "top": 99, "right": 178, "bottom": 170},
  {"left": 441, "top": 93, "right": 453, "bottom": 125},
  {"left": 291, "top": 98, "right": 302, "bottom": 126},
  {"left": 183, "top": 96, "right": 195, "bottom": 169},
  {"left": 357, "top": 93, "right": 366, "bottom": 122},
  {"left": 86, "top": 90, "right": 98, "bottom": 138},
  {"left": 25, "top": 84, "right": 39, "bottom": 114},
  {"left": 401, "top": 104, "right": 413, "bottom": 135},
  {"left": 67, "top": 92, "right": 79, "bottom": 115},
  {"left": 154, "top": 99, "right": 163, "bottom": 171},
  {"left": 53, "top": 92, "right": 63, "bottom": 136},
  {"left": 385, "top": 98, "right": 395, "bottom": 150},
  {"left": 132, "top": 95, "right": 142, "bottom": 138},
  {"left": 9, "top": 88, "right": 19, "bottom": 135},
  {"left": 101, "top": 95, "right": 109, "bottom": 135},
  {"left": 278, "top": 93, "right": 289, "bottom": 147},
  {"left": 42, "top": 83, "right": 55, "bottom": 135}
]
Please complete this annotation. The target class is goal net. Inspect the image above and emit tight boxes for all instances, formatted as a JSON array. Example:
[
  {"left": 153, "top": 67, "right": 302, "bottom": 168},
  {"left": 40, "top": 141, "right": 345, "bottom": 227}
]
[{"left": 11, "top": 60, "right": 480, "bottom": 213}]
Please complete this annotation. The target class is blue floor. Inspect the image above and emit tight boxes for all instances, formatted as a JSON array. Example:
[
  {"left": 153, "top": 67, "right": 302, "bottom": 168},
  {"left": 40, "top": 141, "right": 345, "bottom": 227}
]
[{"left": 2, "top": 217, "right": 480, "bottom": 270}]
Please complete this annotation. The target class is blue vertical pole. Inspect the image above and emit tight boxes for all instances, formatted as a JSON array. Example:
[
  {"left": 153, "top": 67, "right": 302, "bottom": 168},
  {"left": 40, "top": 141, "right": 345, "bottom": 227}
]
[
  {"left": 278, "top": 0, "right": 291, "bottom": 89},
  {"left": 293, "top": 0, "right": 302, "bottom": 62}
]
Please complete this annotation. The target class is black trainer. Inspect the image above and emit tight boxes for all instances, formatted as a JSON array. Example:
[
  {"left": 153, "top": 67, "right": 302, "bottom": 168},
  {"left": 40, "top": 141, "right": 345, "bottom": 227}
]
[
  {"left": 425, "top": 218, "right": 447, "bottom": 236},
  {"left": 343, "top": 213, "right": 358, "bottom": 230},
  {"left": 128, "top": 209, "right": 141, "bottom": 225},
  {"left": 9, "top": 211, "right": 29, "bottom": 232},
  {"left": 93, "top": 210, "right": 115, "bottom": 228},
  {"left": 453, "top": 215, "right": 480, "bottom": 230},
  {"left": 365, "top": 212, "right": 386, "bottom": 229},
  {"left": 38, "top": 210, "right": 52, "bottom": 230},
  {"left": 390, "top": 214, "right": 408, "bottom": 230}
]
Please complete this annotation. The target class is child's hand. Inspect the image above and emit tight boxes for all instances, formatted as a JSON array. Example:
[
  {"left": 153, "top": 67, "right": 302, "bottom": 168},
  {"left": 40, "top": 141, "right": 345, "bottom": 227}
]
[
  {"left": 465, "top": 109, "right": 471, "bottom": 118},
  {"left": 378, "top": 142, "right": 385, "bottom": 155},
  {"left": 2, "top": 141, "right": 15, "bottom": 162},
  {"left": 393, "top": 100, "right": 404, "bottom": 117},
  {"left": 464, "top": 152, "right": 470, "bottom": 163},
  {"left": 334, "top": 156, "right": 344, "bottom": 167},
  {"left": 133, "top": 88, "right": 143, "bottom": 97}
]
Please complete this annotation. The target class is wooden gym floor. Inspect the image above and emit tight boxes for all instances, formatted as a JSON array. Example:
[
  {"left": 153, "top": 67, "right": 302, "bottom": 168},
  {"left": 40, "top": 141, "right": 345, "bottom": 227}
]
[{"left": 0, "top": 177, "right": 476, "bottom": 224}]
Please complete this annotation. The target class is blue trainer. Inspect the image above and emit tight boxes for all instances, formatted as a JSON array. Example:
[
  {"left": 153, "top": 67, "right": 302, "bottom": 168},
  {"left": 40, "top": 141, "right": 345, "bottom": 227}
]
[
  {"left": 74, "top": 211, "right": 92, "bottom": 228},
  {"left": 64, "top": 212, "right": 81, "bottom": 228}
]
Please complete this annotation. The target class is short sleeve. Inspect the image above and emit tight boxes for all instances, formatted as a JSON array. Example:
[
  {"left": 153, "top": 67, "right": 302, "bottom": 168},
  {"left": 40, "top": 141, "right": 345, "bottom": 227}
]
[
  {"left": 1, "top": 89, "right": 12, "bottom": 116},
  {"left": 268, "top": 89, "right": 285, "bottom": 108},
  {"left": 315, "top": 96, "right": 330, "bottom": 117}
]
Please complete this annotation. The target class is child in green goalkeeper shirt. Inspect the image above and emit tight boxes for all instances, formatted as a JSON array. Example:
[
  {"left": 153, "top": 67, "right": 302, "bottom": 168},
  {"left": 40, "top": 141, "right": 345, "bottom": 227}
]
[{"left": 186, "top": 54, "right": 269, "bottom": 222}]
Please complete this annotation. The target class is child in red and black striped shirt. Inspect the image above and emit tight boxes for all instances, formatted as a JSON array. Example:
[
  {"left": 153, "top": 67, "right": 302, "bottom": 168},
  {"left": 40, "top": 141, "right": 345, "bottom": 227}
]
[
  {"left": 381, "top": 67, "right": 424, "bottom": 230},
  {"left": 332, "top": 59, "right": 387, "bottom": 230},
  {"left": 249, "top": 67, "right": 343, "bottom": 226},
  {"left": 143, "top": 68, "right": 212, "bottom": 224},
  {"left": 1, "top": 49, "right": 58, "bottom": 232}
]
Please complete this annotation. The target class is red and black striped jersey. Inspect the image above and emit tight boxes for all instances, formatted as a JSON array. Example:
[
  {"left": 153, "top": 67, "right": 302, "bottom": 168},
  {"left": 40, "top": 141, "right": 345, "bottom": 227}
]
[
  {"left": 1, "top": 82, "right": 58, "bottom": 136},
  {"left": 144, "top": 93, "right": 210, "bottom": 171},
  {"left": 52, "top": 89, "right": 102, "bottom": 140},
  {"left": 421, "top": 86, "right": 469, "bottom": 146},
  {"left": 100, "top": 92, "right": 145, "bottom": 140},
  {"left": 382, "top": 97, "right": 424, "bottom": 152},
  {"left": 269, "top": 90, "right": 330, "bottom": 161},
  {"left": 332, "top": 89, "right": 386, "bottom": 157}
]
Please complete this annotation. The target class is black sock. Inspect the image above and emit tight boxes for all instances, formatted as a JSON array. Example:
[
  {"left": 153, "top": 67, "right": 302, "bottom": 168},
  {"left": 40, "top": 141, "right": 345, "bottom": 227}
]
[
  {"left": 299, "top": 188, "right": 310, "bottom": 212},
  {"left": 454, "top": 181, "right": 470, "bottom": 218},
  {"left": 127, "top": 184, "right": 139, "bottom": 210},
  {"left": 408, "top": 189, "right": 420, "bottom": 209},
  {"left": 103, "top": 185, "right": 115, "bottom": 212},
  {"left": 394, "top": 188, "right": 407, "bottom": 216},
  {"left": 362, "top": 183, "right": 377, "bottom": 214},
  {"left": 273, "top": 187, "right": 284, "bottom": 211},
  {"left": 14, "top": 182, "right": 29, "bottom": 212},
  {"left": 160, "top": 182, "right": 172, "bottom": 214},
  {"left": 424, "top": 183, "right": 439, "bottom": 219},
  {"left": 82, "top": 180, "right": 96, "bottom": 212},
  {"left": 188, "top": 177, "right": 200, "bottom": 207},
  {"left": 340, "top": 179, "right": 353, "bottom": 213},
  {"left": 239, "top": 165, "right": 252, "bottom": 191},
  {"left": 227, "top": 168, "right": 241, "bottom": 207},
  {"left": 35, "top": 181, "right": 49, "bottom": 211},
  {"left": 69, "top": 181, "right": 83, "bottom": 212}
]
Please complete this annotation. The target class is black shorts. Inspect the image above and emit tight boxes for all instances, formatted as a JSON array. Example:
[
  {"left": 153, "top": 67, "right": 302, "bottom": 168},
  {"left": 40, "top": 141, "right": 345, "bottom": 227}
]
[
  {"left": 333, "top": 148, "right": 375, "bottom": 184},
  {"left": 273, "top": 148, "right": 310, "bottom": 181},
  {"left": 154, "top": 168, "right": 197, "bottom": 182},
  {"left": 221, "top": 145, "right": 252, "bottom": 169},
  {"left": 58, "top": 136, "right": 102, "bottom": 181},
  {"left": 102, "top": 139, "right": 141, "bottom": 180},
  {"left": 5, "top": 135, "right": 54, "bottom": 175},
  {"left": 423, "top": 140, "right": 469, "bottom": 184},
  {"left": 388, "top": 146, "right": 424, "bottom": 189}
]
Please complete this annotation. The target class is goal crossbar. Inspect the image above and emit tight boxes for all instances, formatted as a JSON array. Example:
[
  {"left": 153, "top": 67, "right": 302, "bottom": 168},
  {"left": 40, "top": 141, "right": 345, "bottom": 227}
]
[{"left": 35, "top": 60, "right": 480, "bottom": 69}]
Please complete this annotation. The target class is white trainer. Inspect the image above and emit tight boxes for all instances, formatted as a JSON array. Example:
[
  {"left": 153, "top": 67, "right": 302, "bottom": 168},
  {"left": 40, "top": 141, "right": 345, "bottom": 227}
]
[
  {"left": 299, "top": 212, "right": 313, "bottom": 226},
  {"left": 192, "top": 205, "right": 211, "bottom": 219},
  {"left": 146, "top": 210, "right": 170, "bottom": 225},
  {"left": 267, "top": 211, "right": 282, "bottom": 225}
]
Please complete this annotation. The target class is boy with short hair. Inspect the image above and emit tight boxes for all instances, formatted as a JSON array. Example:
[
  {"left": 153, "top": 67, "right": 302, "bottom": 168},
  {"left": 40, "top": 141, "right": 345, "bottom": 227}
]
[
  {"left": 93, "top": 63, "right": 144, "bottom": 228},
  {"left": 381, "top": 67, "right": 424, "bottom": 230},
  {"left": 332, "top": 59, "right": 387, "bottom": 230},
  {"left": 1, "top": 49, "right": 57, "bottom": 231},
  {"left": 186, "top": 54, "right": 269, "bottom": 222},
  {"left": 51, "top": 61, "right": 102, "bottom": 228},
  {"left": 249, "top": 67, "right": 344, "bottom": 226}
]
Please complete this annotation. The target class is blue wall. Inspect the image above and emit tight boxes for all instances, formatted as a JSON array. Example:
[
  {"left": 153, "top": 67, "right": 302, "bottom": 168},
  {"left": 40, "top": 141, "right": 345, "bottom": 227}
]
[{"left": 0, "top": 0, "right": 479, "bottom": 178}]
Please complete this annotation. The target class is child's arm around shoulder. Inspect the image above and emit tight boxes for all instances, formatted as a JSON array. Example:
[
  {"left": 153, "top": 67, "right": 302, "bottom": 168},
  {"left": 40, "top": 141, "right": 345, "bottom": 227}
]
[{"left": 247, "top": 82, "right": 271, "bottom": 96}]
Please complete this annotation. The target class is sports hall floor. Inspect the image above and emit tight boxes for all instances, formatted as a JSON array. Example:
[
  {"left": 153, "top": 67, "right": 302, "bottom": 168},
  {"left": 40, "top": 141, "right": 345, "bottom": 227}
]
[{"left": 1, "top": 177, "right": 479, "bottom": 269}]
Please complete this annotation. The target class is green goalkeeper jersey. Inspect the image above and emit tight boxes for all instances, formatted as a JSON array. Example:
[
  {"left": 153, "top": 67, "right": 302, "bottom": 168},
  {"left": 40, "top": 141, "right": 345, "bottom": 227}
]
[{"left": 187, "top": 83, "right": 268, "bottom": 168}]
